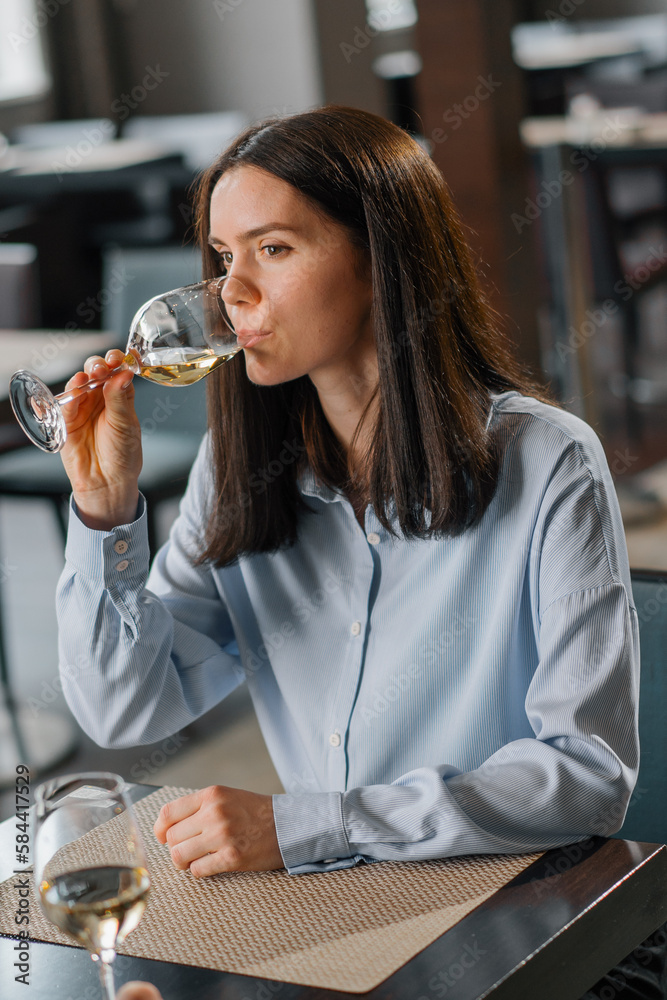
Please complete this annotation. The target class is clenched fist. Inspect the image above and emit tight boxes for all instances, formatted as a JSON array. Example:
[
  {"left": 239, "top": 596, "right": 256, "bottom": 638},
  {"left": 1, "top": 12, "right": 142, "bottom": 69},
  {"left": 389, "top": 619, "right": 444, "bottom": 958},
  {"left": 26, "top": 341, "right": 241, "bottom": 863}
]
[{"left": 154, "top": 785, "right": 284, "bottom": 876}]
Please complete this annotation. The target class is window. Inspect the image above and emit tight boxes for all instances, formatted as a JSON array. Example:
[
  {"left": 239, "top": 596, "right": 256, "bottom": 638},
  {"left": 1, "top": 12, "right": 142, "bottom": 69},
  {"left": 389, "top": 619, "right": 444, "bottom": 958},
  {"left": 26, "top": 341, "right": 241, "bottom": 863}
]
[
  {"left": 0, "top": 0, "right": 50, "bottom": 104},
  {"left": 365, "top": 0, "right": 418, "bottom": 33}
]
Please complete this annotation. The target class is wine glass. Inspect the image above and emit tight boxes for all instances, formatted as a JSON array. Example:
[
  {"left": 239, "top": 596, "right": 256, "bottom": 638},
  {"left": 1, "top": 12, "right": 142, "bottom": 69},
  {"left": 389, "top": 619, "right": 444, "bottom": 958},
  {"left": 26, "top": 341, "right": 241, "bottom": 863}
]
[
  {"left": 9, "top": 275, "right": 239, "bottom": 453},
  {"left": 34, "top": 772, "right": 150, "bottom": 1000}
]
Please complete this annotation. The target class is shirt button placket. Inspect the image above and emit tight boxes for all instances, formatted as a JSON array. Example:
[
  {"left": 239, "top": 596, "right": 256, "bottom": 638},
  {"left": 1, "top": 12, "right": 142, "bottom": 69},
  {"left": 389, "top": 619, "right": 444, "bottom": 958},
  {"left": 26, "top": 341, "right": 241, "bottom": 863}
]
[{"left": 334, "top": 521, "right": 374, "bottom": 790}]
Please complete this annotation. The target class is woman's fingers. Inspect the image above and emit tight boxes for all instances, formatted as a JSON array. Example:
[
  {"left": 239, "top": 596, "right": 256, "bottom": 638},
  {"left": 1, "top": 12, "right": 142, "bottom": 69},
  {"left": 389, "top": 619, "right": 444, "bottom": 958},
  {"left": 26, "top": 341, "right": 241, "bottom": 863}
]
[
  {"left": 106, "top": 348, "right": 129, "bottom": 368},
  {"left": 65, "top": 370, "right": 90, "bottom": 390},
  {"left": 63, "top": 355, "right": 133, "bottom": 417},
  {"left": 80, "top": 350, "right": 125, "bottom": 377},
  {"left": 62, "top": 370, "right": 94, "bottom": 421},
  {"left": 83, "top": 355, "right": 108, "bottom": 376}
]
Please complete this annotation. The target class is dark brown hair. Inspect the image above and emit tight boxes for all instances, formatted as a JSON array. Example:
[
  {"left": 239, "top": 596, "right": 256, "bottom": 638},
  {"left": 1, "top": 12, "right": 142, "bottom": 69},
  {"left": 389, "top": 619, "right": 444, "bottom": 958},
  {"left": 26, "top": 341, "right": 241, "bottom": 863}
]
[{"left": 194, "top": 105, "right": 549, "bottom": 566}]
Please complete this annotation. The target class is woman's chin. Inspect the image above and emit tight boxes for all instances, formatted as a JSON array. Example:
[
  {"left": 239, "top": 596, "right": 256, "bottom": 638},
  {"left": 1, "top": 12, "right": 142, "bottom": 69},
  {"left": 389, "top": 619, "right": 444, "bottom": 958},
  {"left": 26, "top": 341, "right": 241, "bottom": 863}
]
[{"left": 243, "top": 356, "right": 301, "bottom": 387}]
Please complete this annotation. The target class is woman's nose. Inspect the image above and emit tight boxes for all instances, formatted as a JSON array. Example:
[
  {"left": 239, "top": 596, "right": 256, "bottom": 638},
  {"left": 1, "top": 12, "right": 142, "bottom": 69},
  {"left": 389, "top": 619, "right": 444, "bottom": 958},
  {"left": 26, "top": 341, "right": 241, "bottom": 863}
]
[{"left": 220, "top": 274, "right": 259, "bottom": 307}]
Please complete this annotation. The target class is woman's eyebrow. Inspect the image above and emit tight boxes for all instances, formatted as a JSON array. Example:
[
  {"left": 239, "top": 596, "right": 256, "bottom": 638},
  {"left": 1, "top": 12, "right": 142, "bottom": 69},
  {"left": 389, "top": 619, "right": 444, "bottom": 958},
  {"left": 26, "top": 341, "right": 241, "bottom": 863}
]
[{"left": 208, "top": 223, "right": 302, "bottom": 246}]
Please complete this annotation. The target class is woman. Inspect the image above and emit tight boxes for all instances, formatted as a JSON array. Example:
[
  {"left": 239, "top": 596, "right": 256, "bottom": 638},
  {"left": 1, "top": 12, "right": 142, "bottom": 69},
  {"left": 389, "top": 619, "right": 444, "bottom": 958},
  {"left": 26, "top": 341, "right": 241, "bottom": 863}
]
[{"left": 56, "top": 106, "right": 639, "bottom": 878}]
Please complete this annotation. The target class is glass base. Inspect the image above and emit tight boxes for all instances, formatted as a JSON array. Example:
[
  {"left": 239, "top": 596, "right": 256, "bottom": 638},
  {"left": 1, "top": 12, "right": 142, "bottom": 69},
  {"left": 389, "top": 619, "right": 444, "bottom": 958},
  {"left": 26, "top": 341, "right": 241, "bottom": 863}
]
[{"left": 9, "top": 370, "right": 67, "bottom": 453}]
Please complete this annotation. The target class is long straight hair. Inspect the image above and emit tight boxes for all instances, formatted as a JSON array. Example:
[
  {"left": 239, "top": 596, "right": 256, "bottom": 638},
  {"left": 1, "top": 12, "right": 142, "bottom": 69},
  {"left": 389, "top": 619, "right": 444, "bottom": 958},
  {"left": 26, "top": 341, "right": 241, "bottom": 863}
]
[{"left": 194, "top": 105, "right": 550, "bottom": 566}]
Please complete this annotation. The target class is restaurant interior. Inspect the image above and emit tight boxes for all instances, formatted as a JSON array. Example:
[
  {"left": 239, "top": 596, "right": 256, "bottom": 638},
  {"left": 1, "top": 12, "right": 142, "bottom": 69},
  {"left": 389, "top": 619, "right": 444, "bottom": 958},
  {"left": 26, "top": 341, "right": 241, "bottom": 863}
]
[{"left": 0, "top": 1, "right": 666, "bottom": 997}]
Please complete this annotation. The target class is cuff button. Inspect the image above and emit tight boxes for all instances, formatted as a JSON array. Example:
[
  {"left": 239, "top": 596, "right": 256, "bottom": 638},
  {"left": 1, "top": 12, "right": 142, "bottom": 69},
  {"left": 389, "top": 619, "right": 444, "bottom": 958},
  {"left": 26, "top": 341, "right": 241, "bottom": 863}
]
[{"left": 115, "top": 560, "right": 129, "bottom": 572}]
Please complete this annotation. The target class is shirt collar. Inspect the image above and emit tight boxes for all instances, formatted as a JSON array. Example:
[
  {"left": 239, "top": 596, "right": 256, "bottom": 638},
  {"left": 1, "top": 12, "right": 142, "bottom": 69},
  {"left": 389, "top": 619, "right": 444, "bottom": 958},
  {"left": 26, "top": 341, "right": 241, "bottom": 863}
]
[
  {"left": 297, "top": 467, "right": 347, "bottom": 504},
  {"left": 297, "top": 467, "right": 406, "bottom": 535}
]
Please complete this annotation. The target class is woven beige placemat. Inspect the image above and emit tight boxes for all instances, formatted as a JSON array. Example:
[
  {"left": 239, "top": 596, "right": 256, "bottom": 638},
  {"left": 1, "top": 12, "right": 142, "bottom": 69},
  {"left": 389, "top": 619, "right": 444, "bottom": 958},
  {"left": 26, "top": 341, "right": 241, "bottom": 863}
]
[{"left": 0, "top": 786, "right": 542, "bottom": 993}]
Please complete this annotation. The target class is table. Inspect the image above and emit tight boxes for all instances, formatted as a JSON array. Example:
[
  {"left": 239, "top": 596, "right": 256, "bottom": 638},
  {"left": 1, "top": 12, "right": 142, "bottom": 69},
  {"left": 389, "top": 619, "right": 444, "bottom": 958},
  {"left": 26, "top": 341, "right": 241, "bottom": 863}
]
[
  {"left": 512, "top": 29, "right": 642, "bottom": 72},
  {"left": 0, "top": 328, "right": 118, "bottom": 416},
  {"left": 0, "top": 783, "right": 665, "bottom": 999},
  {"left": 0, "top": 328, "right": 118, "bottom": 394},
  {"left": 0, "top": 139, "right": 188, "bottom": 200},
  {"left": 520, "top": 111, "right": 667, "bottom": 152}
]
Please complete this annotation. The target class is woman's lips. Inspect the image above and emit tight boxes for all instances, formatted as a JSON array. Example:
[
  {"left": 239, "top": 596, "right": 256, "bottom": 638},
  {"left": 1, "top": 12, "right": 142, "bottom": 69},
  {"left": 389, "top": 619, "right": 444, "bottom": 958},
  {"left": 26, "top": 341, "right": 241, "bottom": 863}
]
[{"left": 236, "top": 330, "right": 272, "bottom": 349}]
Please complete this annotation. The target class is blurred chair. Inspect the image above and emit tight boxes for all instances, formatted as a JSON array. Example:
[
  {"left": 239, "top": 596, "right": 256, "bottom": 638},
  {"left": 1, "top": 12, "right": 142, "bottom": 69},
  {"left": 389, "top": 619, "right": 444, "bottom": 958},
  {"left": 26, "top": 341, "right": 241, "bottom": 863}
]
[
  {"left": 615, "top": 569, "right": 667, "bottom": 844},
  {"left": 0, "top": 243, "right": 210, "bottom": 784},
  {"left": 0, "top": 243, "right": 40, "bottom": 329},
  {"left": 0, "top": 245, "right": 207, "bottom": 556},
  {"left": 577, "top": 151, "right": 667, "bottom": 447},
  {"left": 101, "top": 243, "right": 208, "bottom": 444},
  {"left": 0, "top": 433, "right": 198, "bottom": 556},
  {"left": 100, "top": 244, "right": 211, "bottom": 551},
  {"left": 0, "top": 243, "right": 71, "bottom": 537},
  {"left": 121, "top": 111, "right": 247, "bottom": 171},
  {"left": 0, "top": 245, "right": 77, "bottom": 782},
  {"left": 101, "top": 243, "right": 209, "bottom": 550},
  {"left": 0, "top": 243, "right": 41, "bottom": 452}
]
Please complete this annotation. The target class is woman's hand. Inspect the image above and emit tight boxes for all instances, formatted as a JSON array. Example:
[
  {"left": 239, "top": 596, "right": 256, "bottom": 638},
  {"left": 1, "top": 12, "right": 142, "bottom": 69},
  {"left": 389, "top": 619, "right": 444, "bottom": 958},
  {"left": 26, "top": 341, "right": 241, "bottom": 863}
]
[
  {"left": 153, "top": 786, "right": 284, "bottom": 876},
  {"left": 59, "top": 349, "right": 142, "bottom": 530}
]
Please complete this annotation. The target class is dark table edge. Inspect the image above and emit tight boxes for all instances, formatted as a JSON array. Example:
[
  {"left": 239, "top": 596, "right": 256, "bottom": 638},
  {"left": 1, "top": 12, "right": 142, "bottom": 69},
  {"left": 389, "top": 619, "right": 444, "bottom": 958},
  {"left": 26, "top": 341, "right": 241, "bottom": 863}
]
[{"left": 475, "top": 840, "right": 667, "bottom": 1000}]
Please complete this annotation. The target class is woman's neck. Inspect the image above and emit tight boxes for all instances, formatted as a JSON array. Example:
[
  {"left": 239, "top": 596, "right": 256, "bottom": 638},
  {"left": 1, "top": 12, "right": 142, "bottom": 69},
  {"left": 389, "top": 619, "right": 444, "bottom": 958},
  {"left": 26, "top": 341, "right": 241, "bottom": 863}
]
[{"left": 310, "top": 355, "right": 378, "bottom": 475}]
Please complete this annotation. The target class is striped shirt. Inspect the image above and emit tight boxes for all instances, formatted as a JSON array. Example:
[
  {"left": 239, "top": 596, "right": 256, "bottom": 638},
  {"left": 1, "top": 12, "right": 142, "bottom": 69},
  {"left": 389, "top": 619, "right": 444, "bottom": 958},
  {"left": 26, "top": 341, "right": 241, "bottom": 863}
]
[{"left": 56, "top": 391, "right": 639, "bottom": 874}]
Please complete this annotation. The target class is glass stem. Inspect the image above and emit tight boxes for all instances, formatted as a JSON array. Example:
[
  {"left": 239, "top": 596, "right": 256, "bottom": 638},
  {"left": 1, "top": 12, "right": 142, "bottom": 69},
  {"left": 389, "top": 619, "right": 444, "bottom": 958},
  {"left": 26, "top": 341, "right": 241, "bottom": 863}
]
[
  {"left": 98, "top": 959, "right": 117, "bottom": 999},
  {"left": 54, "top": 354, "right": 136, "bottom": 406}
]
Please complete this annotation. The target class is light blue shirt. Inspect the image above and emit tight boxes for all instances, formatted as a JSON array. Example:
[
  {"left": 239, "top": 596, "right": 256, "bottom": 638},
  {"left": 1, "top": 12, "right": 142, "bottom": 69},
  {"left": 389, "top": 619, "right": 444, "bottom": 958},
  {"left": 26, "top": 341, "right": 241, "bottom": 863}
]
[{"left": 56, "top": 392, "right": 640, "bottom": 875}]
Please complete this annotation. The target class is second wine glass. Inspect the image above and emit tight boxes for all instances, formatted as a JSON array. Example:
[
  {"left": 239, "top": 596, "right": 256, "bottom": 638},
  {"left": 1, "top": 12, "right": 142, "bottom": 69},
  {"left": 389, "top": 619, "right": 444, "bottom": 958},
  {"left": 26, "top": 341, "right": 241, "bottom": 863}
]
[
  {"left": 9, "top": 275, "right": 239, "bottom": 453},
  {"left": 34, "top": 771, "right": 150, "bottom": 1000}
]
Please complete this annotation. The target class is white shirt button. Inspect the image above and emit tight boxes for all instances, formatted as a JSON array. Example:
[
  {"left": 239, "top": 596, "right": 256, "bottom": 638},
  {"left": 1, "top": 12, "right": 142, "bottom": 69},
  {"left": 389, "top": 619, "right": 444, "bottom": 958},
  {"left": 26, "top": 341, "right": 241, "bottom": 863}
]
[
  {"left": 329, "top": 732, "right": 341, "bottom": 748},
  {"left": 350, "top": 621, "right": 361, "bottom": 636},
  {"left": 367, "top": 532, "right": 380, "bottom": 545},
  {"left": 114, "top": 540, "right": 129, "bottom": 554},
  {"left": 115, "top": 560, "right": 129, "bottom": 572}
]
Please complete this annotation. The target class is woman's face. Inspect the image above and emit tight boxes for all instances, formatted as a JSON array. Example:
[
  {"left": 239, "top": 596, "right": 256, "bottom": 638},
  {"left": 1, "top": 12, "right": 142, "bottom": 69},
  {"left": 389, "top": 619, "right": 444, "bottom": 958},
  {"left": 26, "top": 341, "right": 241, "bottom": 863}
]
[{"left": 208, "top": 165, "right": 374, "bottom": 388}]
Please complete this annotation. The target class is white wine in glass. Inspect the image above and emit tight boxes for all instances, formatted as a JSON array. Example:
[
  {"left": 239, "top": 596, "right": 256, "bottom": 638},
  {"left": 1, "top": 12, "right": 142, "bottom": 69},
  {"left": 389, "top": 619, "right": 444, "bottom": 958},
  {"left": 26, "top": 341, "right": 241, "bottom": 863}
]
[
  {"left": 9, "top": 275, "right": 240, "bottom": 452},
  {"left": 35, "top": 772, "right": 151, "bottom": 1000}
]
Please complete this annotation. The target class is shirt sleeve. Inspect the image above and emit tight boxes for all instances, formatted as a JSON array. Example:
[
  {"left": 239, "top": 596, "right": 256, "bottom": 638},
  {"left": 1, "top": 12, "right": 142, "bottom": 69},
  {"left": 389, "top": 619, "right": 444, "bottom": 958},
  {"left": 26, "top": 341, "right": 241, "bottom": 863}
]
[
  {"left": 56, "top": 437, "right": 245, "bottom": 748},
  {"left": 273, "top": 432, "right": 641, "bottom": 874}
]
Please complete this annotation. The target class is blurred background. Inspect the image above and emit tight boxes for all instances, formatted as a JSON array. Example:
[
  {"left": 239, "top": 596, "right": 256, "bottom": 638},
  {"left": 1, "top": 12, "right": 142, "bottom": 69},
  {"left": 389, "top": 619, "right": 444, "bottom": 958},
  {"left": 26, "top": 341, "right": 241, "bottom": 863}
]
[{"left": 1, "top": 0, "right": 666, "bottom": 810}]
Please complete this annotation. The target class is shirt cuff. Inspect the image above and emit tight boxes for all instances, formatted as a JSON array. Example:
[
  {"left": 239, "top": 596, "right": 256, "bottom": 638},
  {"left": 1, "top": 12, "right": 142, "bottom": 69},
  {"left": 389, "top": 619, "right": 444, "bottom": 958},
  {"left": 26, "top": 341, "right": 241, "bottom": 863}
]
[
  {"left": 65, "top": 493, "right": 149, "bottom": 583},
  {"left": 273, "top": 791, "right": 360, "bottom": 875}
]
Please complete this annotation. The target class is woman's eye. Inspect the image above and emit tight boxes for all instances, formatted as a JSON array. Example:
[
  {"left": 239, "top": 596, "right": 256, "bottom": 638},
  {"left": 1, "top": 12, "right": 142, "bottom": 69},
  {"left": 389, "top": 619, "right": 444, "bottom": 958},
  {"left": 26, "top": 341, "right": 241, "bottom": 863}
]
[
  {"left": 262, "top": 245, "right": 286, "bottom": 257},
  {"left": 214, "top": 249, "right": 232, "bottom": 274},
  {"left": 212, "top": 245, "right": 286, "bottom": 273}
]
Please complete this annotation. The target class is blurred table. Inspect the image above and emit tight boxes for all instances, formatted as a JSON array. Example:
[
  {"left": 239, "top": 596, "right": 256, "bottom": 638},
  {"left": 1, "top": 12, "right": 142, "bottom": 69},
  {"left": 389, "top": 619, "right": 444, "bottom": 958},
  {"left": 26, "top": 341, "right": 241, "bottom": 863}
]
[
  {"left": 0, "top": 783, "right": 665, "bottom": 999},
  {"left": 0, "top": 139, "right": 188, "bottom": 198},
  {"left": 0, "top": 141, "right": 193, "bottom": 329},
  {"left": 513, "top": 29, "right": 643, "bottom": 72},
  {"left": 0, "top": 329, "right": 117, "bottom": 417},
  {"left": 520, "top": 110, "right": 667, "bottom": 152}
]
